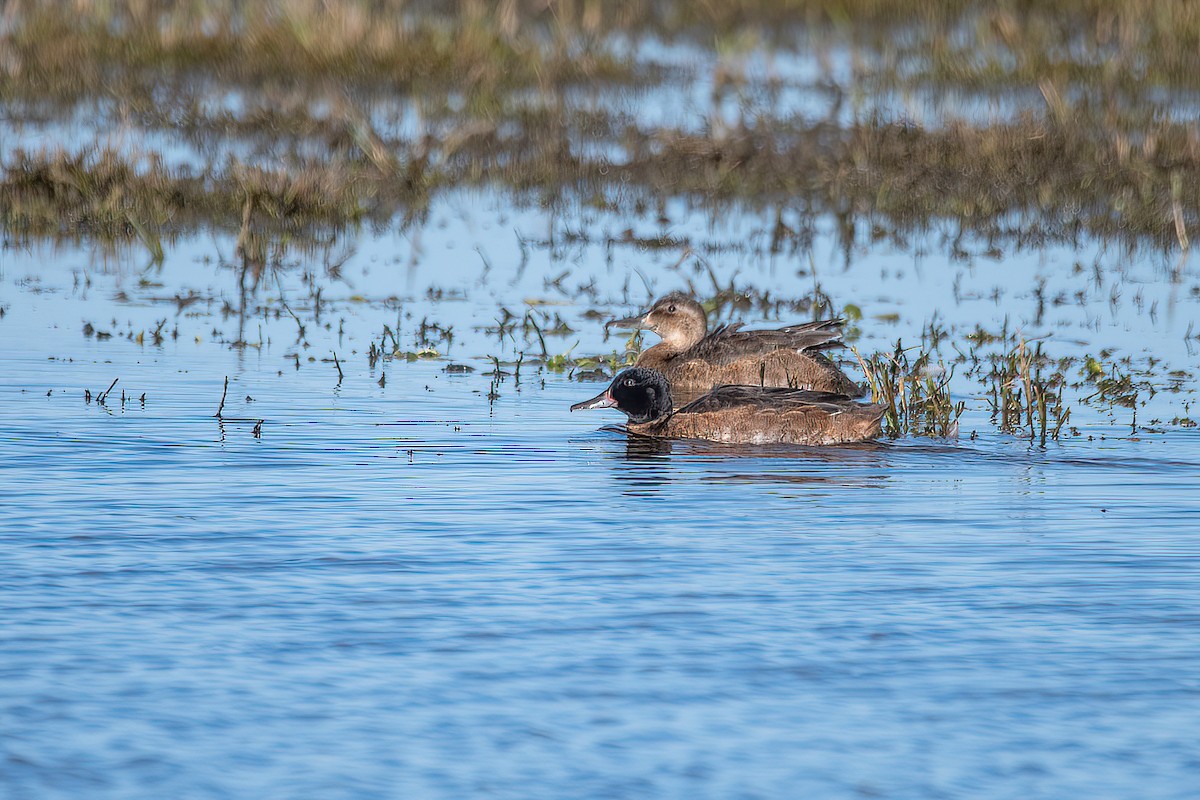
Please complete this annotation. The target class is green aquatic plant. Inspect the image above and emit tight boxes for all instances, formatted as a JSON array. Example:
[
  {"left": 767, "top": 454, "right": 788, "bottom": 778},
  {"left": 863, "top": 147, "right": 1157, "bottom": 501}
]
[
  {"left": 540, "top": 343, "right": 579, "bottom": 372},
  {"left": 1079, "top": 355, "right": 1152, "bottom": 409},
  {"left": 854, "top": 340, "right": 965, "bottom": 439},
  {"left": 572, "top": 347, "right": 638, "bottom": 380},
  {"left": 1078, "top": 354, "right": 1156, "bottom": 433},
  {"left": 987, "top": 338, "right": 1070, "bottom": 445}
]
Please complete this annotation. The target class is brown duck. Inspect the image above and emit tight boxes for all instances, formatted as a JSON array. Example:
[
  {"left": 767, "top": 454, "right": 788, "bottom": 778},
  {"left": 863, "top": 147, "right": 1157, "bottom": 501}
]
[
  {"left": 607, "top": 293, "right": 862, "bottom": 397},
  {"left": 571, "top": 367, "right": 884, "bottom": 446}
]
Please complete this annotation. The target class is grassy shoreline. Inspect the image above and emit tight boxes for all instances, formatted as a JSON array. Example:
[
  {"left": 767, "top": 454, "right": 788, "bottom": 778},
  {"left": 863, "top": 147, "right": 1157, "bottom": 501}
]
[
  {"left": 3, "top": 0, "right": 1200, "bottom": 253},
  {"left": 5, "top": 115, "right": 1197, "bottom": 251}
]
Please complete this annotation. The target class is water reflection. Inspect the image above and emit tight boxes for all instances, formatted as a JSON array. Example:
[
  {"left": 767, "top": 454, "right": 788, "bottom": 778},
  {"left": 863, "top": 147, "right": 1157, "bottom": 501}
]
[
  {"left": 620, "top": 431, "right": 675, "bottom": 460},
  {"left": 595, "top": 429, "right": 675, "bottom": 496},
  {"left": 594, "top": 427, "right": 899, "bottom": 496}
]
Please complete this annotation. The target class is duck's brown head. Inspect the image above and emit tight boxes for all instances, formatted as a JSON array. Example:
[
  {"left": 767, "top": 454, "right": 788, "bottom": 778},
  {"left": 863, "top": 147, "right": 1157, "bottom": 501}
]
[
  {"left": 570, "top": 367, "right": 673, "bottom": 424},
  {"left": 606, "top": 293, "right": 707, "bottom": 349}
]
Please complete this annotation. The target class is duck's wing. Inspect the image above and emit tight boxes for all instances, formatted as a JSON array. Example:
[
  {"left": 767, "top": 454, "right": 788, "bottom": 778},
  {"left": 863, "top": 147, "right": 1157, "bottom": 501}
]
[
  {"left": 686, "top": 318, "right": 846, "bottom": 365},
  {"left": 675, "top": 384, "right": 863, "bottom": 416},
  {"left": 774, "top": 317, "right": 847, "bottom": 345}
]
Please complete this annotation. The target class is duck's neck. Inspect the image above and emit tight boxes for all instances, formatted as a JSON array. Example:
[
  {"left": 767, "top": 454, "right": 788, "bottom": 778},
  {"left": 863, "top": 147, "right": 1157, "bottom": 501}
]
[
  {"left": 638, "top": 342, "right": 677, "bottom": 368},
  {"left": 659, "top": 326, "right": 704, "bottom": 350}
]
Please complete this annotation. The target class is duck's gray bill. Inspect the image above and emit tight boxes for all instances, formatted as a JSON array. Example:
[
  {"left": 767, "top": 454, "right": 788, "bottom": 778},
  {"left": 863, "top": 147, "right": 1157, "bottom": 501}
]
[
  {"left": 570, "top": 390, "right": 617, "bottom": 412},
  {"left": 604, "top": 314, "right": 646, "bottom": 331}
]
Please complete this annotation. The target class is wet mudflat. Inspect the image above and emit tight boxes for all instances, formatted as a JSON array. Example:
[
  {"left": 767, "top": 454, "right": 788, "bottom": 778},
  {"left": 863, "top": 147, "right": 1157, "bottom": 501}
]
[{"left": 3, "top": 3, "right": 1200, "bottom": 799}]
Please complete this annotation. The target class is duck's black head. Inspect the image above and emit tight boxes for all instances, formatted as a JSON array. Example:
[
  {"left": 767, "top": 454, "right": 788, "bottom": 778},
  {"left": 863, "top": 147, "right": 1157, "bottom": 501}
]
[{"left": 570, "top": 367, "right": 673, "bottom": 424}]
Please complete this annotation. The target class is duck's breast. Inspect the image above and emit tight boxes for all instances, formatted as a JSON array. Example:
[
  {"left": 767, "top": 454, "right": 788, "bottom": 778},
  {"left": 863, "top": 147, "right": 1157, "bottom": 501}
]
[{"left": 633, "top": 344, "right": 676, "bottom": 374}]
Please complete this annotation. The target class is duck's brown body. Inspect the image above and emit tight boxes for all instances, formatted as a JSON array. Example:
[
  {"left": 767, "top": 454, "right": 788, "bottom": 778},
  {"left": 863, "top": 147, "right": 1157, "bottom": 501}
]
[
  {"left": 629, "top": 385, "right": 884, "bottom": 445},
  {"left": 609, "top": 294, "right": 863, "bottom": 399},
  {"left": 571, "top": 368, "right": 884, "bottom": 446},
  {"left": 637, "top": 336, "right": 862, "bottom": 400}
]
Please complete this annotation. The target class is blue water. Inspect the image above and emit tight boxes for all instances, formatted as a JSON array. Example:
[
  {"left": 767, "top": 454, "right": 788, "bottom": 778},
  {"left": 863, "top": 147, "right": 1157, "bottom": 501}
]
[{"left": 3, "top": 197, "right": 1200, "bottom": 799}]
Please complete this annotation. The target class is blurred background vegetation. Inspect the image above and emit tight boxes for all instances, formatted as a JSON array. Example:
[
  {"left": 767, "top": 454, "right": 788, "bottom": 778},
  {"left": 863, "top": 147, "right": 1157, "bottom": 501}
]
[{"left": 2, "top": 0, "right": 1198, "bottom": 254}]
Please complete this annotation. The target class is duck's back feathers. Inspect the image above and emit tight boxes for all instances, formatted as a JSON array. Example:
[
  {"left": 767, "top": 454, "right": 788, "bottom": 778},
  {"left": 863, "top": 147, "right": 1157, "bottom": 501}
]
[
  {"left": 638, "top": 348, "right": 863, "bottom": 399},
  {"left": 692, "top": 318, "right": 846, "bottom": 364},
  {"left": 632, "top": 384, "right": 885, "bottom": 446},
  {"left": 675, "top": 385, "right": 860, "bottom": 415}
]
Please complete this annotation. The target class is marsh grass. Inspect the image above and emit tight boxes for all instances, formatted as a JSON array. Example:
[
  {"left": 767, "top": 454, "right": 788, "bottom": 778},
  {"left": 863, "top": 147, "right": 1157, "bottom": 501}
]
[
  {"left": 0, "top": 147, "right": 379, "bottom": 248},
  {"left": 855, "top": 341, "right": 965, "bottom": 438},
  {"left": 856, "top": 329, "right": 1116, "bottom": 443},
  {"left": 1078, "top": 354, "right": 1157, "bottom": 433},
  {"left": 987, "top": 338, "right": 1071, "bottom": 445},
  {"left": 1080, "top": 355, "right": 1152, "bottom": 410},
  {"left": 4, "top": 1, "right": 1200, "bottom": 257},
  {"left": 3, "top": 1, "right": 638, "bottom": 100}
]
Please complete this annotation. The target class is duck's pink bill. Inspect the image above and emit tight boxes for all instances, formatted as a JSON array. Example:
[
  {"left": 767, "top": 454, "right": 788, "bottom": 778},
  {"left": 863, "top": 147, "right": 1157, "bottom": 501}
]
[{"left": 570, "top": 391, "right": 617, "bottom": 411}]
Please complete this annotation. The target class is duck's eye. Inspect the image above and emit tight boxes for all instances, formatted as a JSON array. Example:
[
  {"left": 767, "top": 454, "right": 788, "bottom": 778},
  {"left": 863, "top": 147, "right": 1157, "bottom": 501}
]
[
  {"left": 623, "top": 378, "right": 636, "bottom": 387},
  {"left": 667, "top": 304, "right": 677, "bottom": 313}
]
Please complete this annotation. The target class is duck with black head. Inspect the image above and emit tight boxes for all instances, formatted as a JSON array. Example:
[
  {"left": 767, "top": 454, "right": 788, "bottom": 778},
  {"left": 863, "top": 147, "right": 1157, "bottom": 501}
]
[
  {"left": 607, "top": 293, "right": 863, "bottom": 399},
  {"left": 571, "top": 367, "right": 884, "bottom": 446}
]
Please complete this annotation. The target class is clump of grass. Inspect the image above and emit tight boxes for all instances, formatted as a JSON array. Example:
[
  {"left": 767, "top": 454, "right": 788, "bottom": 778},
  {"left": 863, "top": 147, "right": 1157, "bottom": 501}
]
[
  {"left": 855, "top": 340, "right": 965, "bottom": 438},
  {"left": 1080, "top": 354, "right": 1152, "bottom": 409},
  {"left": 1079, "top": 354, "right": 1156, "bottom": 433},
  {"left": 986, "top": 338, "right": 1070, "bottom": 445},
  {"left": 571, "top": 348, "right": 638, "bottom": 377},
  {"left": 2, "top": 1, "right": 640, "bottom": 102},
  {"left": 0, "top": 147, "right": 378, "bottom": 247}
]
